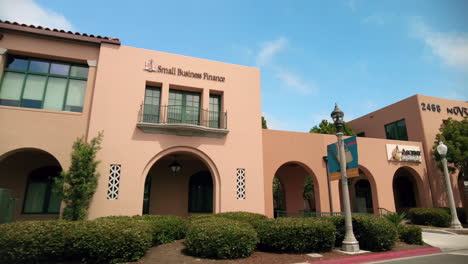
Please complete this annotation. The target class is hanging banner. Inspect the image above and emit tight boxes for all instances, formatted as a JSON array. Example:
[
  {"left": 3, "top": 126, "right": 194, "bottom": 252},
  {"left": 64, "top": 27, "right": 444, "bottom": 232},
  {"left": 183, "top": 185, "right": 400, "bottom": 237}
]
[{"left": 327, "top": 136, "right": 359, "bottom": 181}]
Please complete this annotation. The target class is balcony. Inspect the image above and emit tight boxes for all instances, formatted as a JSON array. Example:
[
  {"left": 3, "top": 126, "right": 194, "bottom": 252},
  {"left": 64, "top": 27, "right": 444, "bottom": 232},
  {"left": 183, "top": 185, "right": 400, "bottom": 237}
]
[{"left": 137, "top": 104, "right": 229, "bottom": 138}]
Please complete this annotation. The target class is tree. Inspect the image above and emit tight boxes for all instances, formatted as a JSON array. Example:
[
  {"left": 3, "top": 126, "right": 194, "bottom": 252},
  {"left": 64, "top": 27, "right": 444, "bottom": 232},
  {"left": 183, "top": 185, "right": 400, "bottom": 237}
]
[
  {"left": 309, "top": 119, "right": 356, "bottom": 136},
  {"left": 432, "top": 117, "right": 468, "bottom": 176},
  {"left": 273, "top": 177, "right": 285, "bottom": 211},
  {"left": 54, "top": 132, "right": 103, "bottom": 220},
  {"left": 262, "top": 116, "right": 268, "bottom": 129}
]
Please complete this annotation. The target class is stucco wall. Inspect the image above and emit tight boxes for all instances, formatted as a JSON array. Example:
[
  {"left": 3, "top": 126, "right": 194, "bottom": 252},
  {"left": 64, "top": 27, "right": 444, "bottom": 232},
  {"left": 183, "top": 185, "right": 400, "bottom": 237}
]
[
  {"left": 262, "top": 129, "right": 429, "bottom": 218},
  {"left": 86, "top": 44, "right": 264, "bottom": 219},
  {"left": 348, "top": 94, "right": 468, "bottom": 208}
]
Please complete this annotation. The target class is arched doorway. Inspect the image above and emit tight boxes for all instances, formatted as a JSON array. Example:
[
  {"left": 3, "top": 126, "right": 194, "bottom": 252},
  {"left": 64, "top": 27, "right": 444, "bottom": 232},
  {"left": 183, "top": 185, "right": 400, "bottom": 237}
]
[
  {"left": 273, "top": 176, "right": 286, "bottom": 217},
  {"left": 142, "top": 152, "right": 214, "bottom": 216},
  {"left": 0, "top": 148, "right": 62, "bottom": 221},
  {"left": 273, "top": 162, "right": 320, "bottom": 217},
  {"left": 393, "top": 167, "right": 420, "bottom": 213}
]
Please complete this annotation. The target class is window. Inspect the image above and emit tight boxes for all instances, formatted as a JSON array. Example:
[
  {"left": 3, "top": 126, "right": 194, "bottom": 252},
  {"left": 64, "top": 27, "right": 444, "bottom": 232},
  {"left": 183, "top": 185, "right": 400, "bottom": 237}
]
[
  {"left": 209, "top": 94, "right": 221, "bottom": 128},
  {"left": 168, "top": 89, "right": 200, "bottom": 125},
  {"left": 0, "top": 55, "right": 88, "bottom": 112},
  {"left": 385, "top": 119, "right": 408, "bottom": 141},
  {"left": 23, "top": 166, "right": 61, "bottom": 214},
  {"left": 143, "top": 86, "right": 161, "bottom": 123},
  {"left": 357, "top": 132, "right": 366, "bottom": 137}
]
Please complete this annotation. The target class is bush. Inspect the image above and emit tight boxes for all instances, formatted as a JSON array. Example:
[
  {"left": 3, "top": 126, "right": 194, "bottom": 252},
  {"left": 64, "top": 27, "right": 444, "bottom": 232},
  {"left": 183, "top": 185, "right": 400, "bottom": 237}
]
[
  {"left": 438, "top": 207, "right": 467, "bottom": 224},
  {"left": 138, "top": 215, "right": 188, "bottom": 245},
  {"left": 190, "top": 211, "right": 267, "bottom": 225},
  {"left": 407, "top": 208, "right": 450, "bottom": 227},
  {"left": 398, "top": 225, "right": 423, "bottom": 245},
  {"left": 327, "top": 215, "right": 398, "bottom": 252},
  {"left": 0, "top": 220, "right": 152, "bottom": 264},
  {"left": 185, "top": 217, "right": 258, "bottom": 259},
  {"left": 254, "top": 218, "right": 335, "bottom": 253},
  {"left": 96, "top": 215, "right": 189, "bottom": 245}
]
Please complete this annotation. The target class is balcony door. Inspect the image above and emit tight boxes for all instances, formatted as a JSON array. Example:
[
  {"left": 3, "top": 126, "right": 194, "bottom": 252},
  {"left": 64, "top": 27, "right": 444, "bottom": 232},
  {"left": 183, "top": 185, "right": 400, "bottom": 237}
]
[{"left": 168, "top": 90, "right": 200, "bottom": 125}]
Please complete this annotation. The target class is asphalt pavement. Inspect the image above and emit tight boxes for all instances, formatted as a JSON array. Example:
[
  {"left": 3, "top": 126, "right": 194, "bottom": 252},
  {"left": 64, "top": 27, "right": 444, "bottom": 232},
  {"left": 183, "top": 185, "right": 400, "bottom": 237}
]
[{"left": 366, "top": 249, "right": 468, "bottom": 264}]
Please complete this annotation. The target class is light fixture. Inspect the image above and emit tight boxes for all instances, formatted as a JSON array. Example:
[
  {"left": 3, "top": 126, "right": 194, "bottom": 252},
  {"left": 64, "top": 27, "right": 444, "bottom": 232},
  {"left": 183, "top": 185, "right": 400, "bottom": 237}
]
[
  {"left": 331, "top": 104, "right": 344, "bottom": 133},
  {"left": 437, "top": 141, "right": 448, "bottom": 156},
  {"left": 169, "top": 156, "right": 182, "bottom": 174}
]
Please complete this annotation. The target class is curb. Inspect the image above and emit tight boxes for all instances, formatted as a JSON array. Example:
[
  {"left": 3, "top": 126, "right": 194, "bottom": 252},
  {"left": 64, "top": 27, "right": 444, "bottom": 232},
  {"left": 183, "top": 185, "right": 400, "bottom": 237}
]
[
  {"left": 307, "top": 247, "right": 441, "bottom": 264},
  {"left": 422, "top": 229, "right": 457, "bottom": 235}
]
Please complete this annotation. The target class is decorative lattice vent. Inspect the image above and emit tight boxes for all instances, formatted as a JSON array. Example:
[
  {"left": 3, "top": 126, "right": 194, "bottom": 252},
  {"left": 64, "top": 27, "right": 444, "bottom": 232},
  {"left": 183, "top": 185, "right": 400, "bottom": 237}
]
[
  {"left": 107, "top": 164, "right": 121, "bottom": 200},
  {"left": 236, "top": 168, "right": 246, "bottom": 200}
]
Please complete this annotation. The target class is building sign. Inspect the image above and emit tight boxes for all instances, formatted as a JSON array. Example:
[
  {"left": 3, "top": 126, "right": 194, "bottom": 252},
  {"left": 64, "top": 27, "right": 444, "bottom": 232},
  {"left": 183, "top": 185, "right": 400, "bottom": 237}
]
[
  {"left": 327, "top": 136, "right": 359, "bottom": 181},
  {"left": 421, "top": 103, "right": 467, "bottom": 117},
  {"left": 144, "top": 59, "right": 226, "bottom": 83},
  {"left": 386, "top": 144, "right": 421, "bottom": 162}
]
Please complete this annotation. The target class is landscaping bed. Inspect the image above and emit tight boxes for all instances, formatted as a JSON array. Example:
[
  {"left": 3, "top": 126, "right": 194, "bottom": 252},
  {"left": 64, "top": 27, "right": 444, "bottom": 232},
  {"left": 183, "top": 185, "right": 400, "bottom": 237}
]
[{"left": 139, "top": 240, "right": 432, "bottom": 264}]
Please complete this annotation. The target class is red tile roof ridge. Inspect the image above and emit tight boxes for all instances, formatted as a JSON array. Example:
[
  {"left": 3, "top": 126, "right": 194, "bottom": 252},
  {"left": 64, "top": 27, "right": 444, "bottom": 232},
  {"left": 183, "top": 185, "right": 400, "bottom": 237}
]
[{"left": 0, "top": 19, "right": 121, "bottom": 44}]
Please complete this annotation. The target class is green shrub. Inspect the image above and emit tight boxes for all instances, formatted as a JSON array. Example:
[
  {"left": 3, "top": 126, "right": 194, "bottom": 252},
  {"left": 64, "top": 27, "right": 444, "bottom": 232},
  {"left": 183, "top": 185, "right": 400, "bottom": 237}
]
[
  {"left": 185, "top": 217, "right": 258, "bottom": 259},
  {"left": 327, "top": 215, "right": 398, "bottom": 252},
  {"left": 384, "top": 213, "right": 406, "bottom": 227},
  {"left": 138, "top": 215, "right": 188, "bottom": 245},
  {"left": 254, "top": 218, "right": 335, "bottom": 253},
  {"left": 214, "top": 211, "right": 267, "bottom": 223},
  {"left": 407, "top": 208, "right": 450, "bottom": 227},
  {"left": 438, "top": 207, "right": 467, "bottom": 224},
  {"left": 0, "top": 220, "right": 153, "bottom": 264},
  {"left": 0, "top": 221, "right": 73, "bottom": 263},
  {"left": 96, "top": 215, "right": 189, "bottom": 246},
  {"left": 398, "top": 225, "right": 423, "bottom": 245}
]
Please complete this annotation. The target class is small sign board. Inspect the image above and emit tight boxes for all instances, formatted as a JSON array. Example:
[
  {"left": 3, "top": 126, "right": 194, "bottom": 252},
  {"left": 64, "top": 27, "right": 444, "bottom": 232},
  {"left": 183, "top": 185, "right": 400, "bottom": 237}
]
[
  {"left": 327, "top": 136, "right": 359, "bottom": 181},
  {"left": 386, "top": 144, "right": 422, "bottom": 162}
]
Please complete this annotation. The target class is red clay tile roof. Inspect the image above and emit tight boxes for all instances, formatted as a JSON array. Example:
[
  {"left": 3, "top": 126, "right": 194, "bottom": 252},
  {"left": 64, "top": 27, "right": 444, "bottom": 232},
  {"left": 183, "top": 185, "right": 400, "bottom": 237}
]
[{"left": 0, "top": 19, "right": 121, "bottom": 45}]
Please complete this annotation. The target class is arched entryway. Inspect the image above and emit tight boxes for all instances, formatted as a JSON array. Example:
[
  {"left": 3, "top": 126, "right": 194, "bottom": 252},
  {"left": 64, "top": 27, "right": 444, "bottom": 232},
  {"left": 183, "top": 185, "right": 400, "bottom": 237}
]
[
  {"left": 273, "top": 162, "right": 320, "bottom": 217},
  {"left": 393, "top": 167, "right": 421, "bottom": 213},
  {"left": 0, "top": 148, "right": 62, "bottom": 221},
  {"left": 142, "top": 151, "right": 216, "bottom": 216}
]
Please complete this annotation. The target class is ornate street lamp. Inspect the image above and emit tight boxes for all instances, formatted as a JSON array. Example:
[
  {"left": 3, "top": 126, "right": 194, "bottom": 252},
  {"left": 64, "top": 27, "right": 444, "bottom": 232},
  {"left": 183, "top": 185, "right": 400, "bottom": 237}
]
[
  {"left": 437, "top": 141, "right": 462, "bottom": 229},
  {"left": 331, "top": 104, "right": 360, "bottom": 252}
]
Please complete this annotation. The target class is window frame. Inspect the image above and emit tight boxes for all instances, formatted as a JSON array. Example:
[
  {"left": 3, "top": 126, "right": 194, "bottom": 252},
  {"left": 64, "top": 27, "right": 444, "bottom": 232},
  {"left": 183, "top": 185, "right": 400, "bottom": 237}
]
[
  {"left": 21, "top": 166, "right": 62, "bottom": 214},
  {"left": 0, "top": 55, "right": 89, "bottom": 112},
  {"left": 384, "top": 119, "right": 408, "bottom": 141},
  {"left": 168, "top": 89, "right": 201, "bottom": 125},
  {"left": 209, "top": 94, "right": 221, "bottom": 128},
  {"left": 143, "top": 85, "right": 162, "bottom": 123}
]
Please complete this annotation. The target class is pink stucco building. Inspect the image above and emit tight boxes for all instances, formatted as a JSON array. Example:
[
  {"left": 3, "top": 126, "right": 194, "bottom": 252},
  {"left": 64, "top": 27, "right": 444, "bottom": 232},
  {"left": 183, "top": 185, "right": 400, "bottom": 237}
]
[{"left": 0, "top": 21, "right": 466, "bottom": 222}]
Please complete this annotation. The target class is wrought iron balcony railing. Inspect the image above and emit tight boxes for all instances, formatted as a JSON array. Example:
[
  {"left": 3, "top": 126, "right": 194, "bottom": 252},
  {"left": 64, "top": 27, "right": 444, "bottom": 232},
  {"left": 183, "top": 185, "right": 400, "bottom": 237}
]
[{"left": 137, "top": 104, "right": 228, "bottom": 137}]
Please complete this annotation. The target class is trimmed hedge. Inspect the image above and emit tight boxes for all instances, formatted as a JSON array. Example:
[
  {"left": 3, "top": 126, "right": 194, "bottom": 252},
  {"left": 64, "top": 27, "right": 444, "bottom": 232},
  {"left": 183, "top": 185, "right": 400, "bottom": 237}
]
[
  {"left": 407, "top": 208, "right": 450, "bottom": 227},
  {"left": 185, "top": 217, "right": 258, "bottom": 259},
  {"left": 398, "top": 225, "right": 423, "bottom": 245},
  {"left": 96, "top": 215, "right": 189, "bottom": 245},
  {"left": 0, "top": 220, "right": 152, "bottom": 264},
  {"left": 254, "top": 218, "right": 335, "bottom": 253},
  {"left": 190, "top": 211, "right": 267, "bottom": 224},
  {"left": 438, "top": 207, "right": 467, "bottom": 225},
  {"left": 327, "top": 215, "right": 398, "bottom": 252}
]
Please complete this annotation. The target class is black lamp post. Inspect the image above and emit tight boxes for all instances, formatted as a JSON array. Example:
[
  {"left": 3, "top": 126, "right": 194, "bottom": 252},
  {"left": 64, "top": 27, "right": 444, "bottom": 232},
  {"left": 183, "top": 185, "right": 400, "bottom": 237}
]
[{"left": 331, "top": 104, "right": 360, "bottom": 252}]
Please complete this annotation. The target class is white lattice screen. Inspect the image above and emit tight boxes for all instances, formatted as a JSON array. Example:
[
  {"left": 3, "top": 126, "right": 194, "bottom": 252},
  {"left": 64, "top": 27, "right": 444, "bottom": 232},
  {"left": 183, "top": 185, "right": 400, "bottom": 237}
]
[
  {"left": 236, "top": 168, "right": 246, "bottom": 200},
  {"left": 107, "top": 164, "right": 121, "bottom": 200}
]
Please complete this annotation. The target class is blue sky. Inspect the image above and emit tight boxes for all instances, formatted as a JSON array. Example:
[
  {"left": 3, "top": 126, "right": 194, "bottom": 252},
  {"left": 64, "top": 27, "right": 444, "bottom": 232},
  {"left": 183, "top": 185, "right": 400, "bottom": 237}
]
[{"left": 1, "top": 0, "right": 467, "bottom": 132}]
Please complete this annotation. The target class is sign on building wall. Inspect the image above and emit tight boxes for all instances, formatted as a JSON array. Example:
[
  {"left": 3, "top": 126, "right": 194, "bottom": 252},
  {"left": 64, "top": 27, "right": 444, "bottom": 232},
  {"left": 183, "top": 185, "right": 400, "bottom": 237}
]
[
  {"left": 144, "top": 59, "right": 226, "bottom": 83},
  {"left": 386, "top": 144, "right": 421, "bottom": 162},
  {"left": 327, "top": 136, "right": 359, "bottom": 181}
]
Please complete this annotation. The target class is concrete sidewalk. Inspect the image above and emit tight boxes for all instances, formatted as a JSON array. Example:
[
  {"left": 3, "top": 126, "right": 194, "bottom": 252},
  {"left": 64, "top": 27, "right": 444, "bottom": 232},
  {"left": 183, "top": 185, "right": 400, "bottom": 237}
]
[{"left": 422, "top": 230, "right": 468, "bottom": 252}]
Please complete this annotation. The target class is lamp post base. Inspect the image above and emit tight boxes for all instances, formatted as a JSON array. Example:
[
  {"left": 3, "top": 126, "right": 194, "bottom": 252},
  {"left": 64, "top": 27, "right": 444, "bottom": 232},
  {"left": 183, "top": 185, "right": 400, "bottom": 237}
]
[
  {"left": 450, "top": 221, "right": 463, "bottom": 230},
  {"left": 342, "top": 241, "right": 360, "bottom": 252}
]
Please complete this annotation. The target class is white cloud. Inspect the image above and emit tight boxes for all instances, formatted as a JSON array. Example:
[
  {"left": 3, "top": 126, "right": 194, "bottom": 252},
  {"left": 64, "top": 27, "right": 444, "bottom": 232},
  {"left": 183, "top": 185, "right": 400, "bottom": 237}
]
[
  {"left": 411, "top": 19, "right": 468, "bottom": 71},
  {"left": 256, "top": 37, "right": 288, "bottom": 67},
  {"left": 346, "top": 0, "right": 358, "bottom": 11},
  {"left": 275, "top": 69, "right": 319, "bottom": 95},
  {"left": 0, "top": 0, "right": 75, "bottom": 31},
  {"left": 262, "top": 112, "right": 288, "bottom": 130}
]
